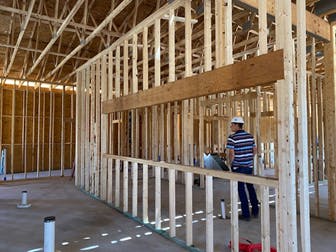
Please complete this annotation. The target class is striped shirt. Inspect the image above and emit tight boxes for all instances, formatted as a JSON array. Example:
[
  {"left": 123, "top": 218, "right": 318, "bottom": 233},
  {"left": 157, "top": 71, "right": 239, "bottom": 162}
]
[{"left": 226, "top": 130, "right": 256, "bottom": 169}]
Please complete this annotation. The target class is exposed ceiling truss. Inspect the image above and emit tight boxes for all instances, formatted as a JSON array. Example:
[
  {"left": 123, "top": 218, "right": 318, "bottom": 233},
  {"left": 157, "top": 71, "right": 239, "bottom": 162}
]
[{"left": 0, "top": 0, "right": 334, "bottom": 86}]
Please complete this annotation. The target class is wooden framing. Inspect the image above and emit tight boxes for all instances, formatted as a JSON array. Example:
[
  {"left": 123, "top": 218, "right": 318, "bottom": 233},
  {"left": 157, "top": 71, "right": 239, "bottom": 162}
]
[
  {"left": 323, "top": 24, "right": 336, "bottom": 221},
  {"left": 72, "top": 0, "right": 336, "bottom": 251},
  {"left": 75, "top": 71, "right": 81, "bottom": 187},
  {"left": 10, "top": 82, "right": 15, "bottom": 179},
  {"left": 203, "top": 1, "right": 212, "bottom": 250},
  {"left": 85, "top": 67, "right": 90, "bottom": 191},
  {"left": 2, "top": 1, "right": 336, "bottom": 251},
  {"left": 102, "top": 50, "right": 284, "bottom": 113},
  {"left": 296, "top": 0, "right": 311, "bottom": 250},
  {"left": 101, "top": 53, "right": 108, "bottom": 201},
  {"left": 105, "top": 155, "right": 278, "bottom": 187},
  {"left": 107, "top": 50, "right": 114, "bottom": 204},
  {"left": 0, "top": 83, "right": 74, "bottom": 177},
  {"left": 311, "top": 38, "right": 320, "bottom": 217},
  {"left": 236, "top": 0, "right": 330, "bottom": 41},
  {"left": 49, "top": 90, "right": 53, "bottom": 176},
  {"left": 37, "top": 84, "right": 41, "bottom": 177},
  {"left": 275, "top": 0, "right": 297, "bottom": 250},
  {"left": 257, "top": 1, "right": 271, "bottom": 251},
  {"left": 4, "top": 0, "right": 36, "bottom": 77},
  {"left": 61, "top": 85, "right": 65, "bottom": 176}
]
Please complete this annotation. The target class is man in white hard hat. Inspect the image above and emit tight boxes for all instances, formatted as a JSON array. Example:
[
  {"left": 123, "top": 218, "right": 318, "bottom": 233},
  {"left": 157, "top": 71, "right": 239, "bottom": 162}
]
[{"left": 226, "top": 116, "right": 259, "bottom": 221}]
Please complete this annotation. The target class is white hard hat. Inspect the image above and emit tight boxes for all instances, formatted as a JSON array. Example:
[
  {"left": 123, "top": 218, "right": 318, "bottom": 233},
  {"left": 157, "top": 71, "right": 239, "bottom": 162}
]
[{"left": 231, "top": 116, "right": 244, "bottom": 124}]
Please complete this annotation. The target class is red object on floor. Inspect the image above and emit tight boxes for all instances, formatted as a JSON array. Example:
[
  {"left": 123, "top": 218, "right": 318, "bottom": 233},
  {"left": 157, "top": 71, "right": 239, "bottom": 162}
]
[{"left": 228, "top": 239, "right": 277, "bottom": 252}]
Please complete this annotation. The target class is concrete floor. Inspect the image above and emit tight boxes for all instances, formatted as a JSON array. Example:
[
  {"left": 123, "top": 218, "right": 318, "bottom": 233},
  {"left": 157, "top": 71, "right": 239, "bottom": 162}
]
[
  {"left": 0, "top": 177, "right": 186, "bottom": 252},
  {"left": 1, "top": 173, "right": 336, "bottom": 252}
]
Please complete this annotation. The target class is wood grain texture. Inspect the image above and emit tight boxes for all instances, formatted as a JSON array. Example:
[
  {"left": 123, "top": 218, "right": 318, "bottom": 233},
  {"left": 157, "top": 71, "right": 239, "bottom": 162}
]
[{"left": 102, "top": 50, "right": 284, "bottom": 113}]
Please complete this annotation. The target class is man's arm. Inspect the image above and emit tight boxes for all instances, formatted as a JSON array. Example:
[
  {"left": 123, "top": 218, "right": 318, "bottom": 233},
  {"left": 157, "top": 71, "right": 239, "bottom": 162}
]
[{"left": 228, "top": 149, "right": 235, "bottom": 164}]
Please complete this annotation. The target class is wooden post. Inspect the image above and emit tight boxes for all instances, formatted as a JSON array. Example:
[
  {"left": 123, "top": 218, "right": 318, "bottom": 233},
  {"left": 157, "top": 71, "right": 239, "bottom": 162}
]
[
  {"left": 215, "top": 0, "right": 223, "bottom": 67},
  {"left": 153, "top": 18, "right": 160, "bottom": 165},
  {"left": 61, "top": 85, "right": 65, "bottom": 176},
  {"left": 37, "top": 84, "right": 41, "bottom": 177},
  {"left": 184, "top": 0, "right": 193, "bottom": 246},
  {"left": 85, "top": 67, "right": 91, "bottom": 191},
  {"left": 49, "top": 90, "right": 52, "bottom": 176},
  {"left": 205, "top": 174, "right": 213, "bottom": 252},
  {"left": 296, "top": 1, "right": 311, "bottom": 249},
  {"left": 231, "top": 180, "right": 239, "bottom": 251},
  {"left": 80, "top": 69, "right": 89, "bottom": 188},
  {"left": 204, "top": 1, "right": 212, "bottom": 250},
  {"left": 11, "top": 81, "right": 16, "bottom": 179},
  {"left": 42, "top": 90, "right": 45, "bottom": 172},
  {"left": 311, "top": 38, "right": 319, "bottom": 217},
  {"left": 115, "top": 46, "right": 121, "bottom": 207},
  {"left": 317, "top": 77, "right": 324, "bottom": 181},
  {"left": 70, "top": 87, "right": 73, "bottom": 170},
  {"left": 22, "top": 87, "right": 26, "bottom": 177},
  {"left": 275, "top": 0, "right": 298, "bottom": 250},
  {"left": 24, "top": 85, "right": 28, "bottom": 178},
  {"left": 167, "top": 104, "right": 172, "bottom": 163},
  {"left": 75, "top": 71, "right": 82, "bottom": 187},
  {"left": 123, "top": 39, "right": 129, "bottom": 96},
  {"left": 323, "top": 23, "right": 336, "bottom": 221},
  {"left": 132, "top": 33, "right": 138, "bottom": 217},
  {"left": 32, "top": 88, "right": 35, "bottom": 173},
  {"left": 155, "top": 165, "right": 161, "bottom": 229},
  {"left": 142, "top": 26, "right": 149, "bottom": 224},
  {"left": 107, "top": 49, "right": 114, "bottom": 204},
  {"left": 90, "top": 63, "right": 96, "bottom": 194},
  {"left": 167, "top": 8, "right": 175, "bottom": 166},
  {"left": 101, "top": 54, "right": 108, "bottom": 201},
  {"left": 95, "top": 59, "right": 101, "bottom": 196},
  {"left": 174, "top": 102, "right": 179, "bottom": 165},
  {"left": 258, "top": 1, "right": 271, "bottom": 251},
  {"left": 122, "top": 42, "right": 129, "bottom": 209},
  {"left": 307, "top": 76, "right": 312, "bottom": 183}
]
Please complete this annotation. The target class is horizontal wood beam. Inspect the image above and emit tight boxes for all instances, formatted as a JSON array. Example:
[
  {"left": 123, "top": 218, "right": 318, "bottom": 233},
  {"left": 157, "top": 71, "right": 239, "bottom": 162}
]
[
  {"left": 104, "top": 154, "right": 279, "bottom": 188},
  {"left": 235, "top": 0, "right": 331, "bottom": 41},
  {"left": 102, "top": 50, "right": 284, "bottom": 113},
  {"left": 250, "top": 111, "right": 274, "bottom": 117}
]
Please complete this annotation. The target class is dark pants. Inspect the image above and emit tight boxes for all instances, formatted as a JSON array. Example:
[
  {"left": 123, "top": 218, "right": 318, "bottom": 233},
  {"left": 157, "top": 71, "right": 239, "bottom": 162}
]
[{"left": 233, "top": 167, "right": 259, "bottom": 218}]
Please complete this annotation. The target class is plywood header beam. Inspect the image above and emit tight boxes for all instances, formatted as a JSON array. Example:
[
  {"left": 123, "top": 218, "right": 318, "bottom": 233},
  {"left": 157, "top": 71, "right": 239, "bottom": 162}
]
[{"left": 102, "top": 50, "right": 284, "bottom": 113}]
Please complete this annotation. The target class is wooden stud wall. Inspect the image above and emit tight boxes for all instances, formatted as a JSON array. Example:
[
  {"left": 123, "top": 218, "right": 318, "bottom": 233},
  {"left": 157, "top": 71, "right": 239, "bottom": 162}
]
[
  {"left": 74, "top": 0, "right": 334, "bottom": 251},
  {"left": 0, "top": 83, "right": 75, "bottom": 177}
]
